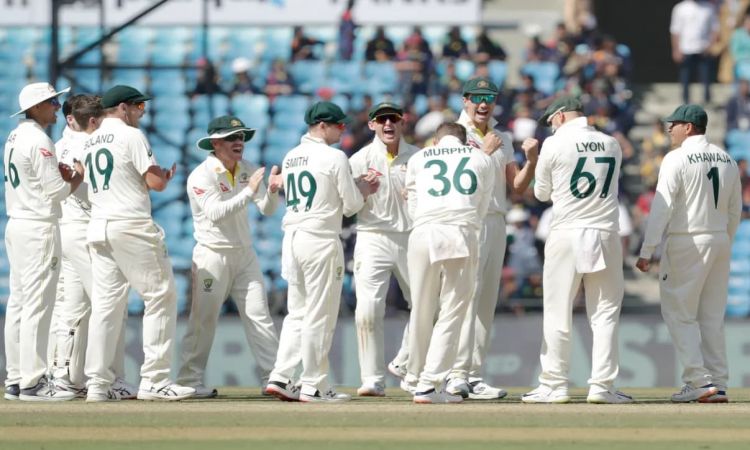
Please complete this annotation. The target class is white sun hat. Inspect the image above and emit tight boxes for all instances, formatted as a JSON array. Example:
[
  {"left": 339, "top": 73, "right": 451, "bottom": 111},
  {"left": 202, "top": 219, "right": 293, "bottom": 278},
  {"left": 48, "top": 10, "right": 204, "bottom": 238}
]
[{"left": 11, "top": 82, "right": 70, "bottom": 118}]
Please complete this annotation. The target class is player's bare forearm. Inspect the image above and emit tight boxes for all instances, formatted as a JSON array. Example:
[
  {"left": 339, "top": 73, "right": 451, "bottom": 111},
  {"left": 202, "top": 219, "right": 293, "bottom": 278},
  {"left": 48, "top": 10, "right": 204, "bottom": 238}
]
[
  {"left": 512, "top": 161, "right": 536, "bottom": 194},
  {"left": 635, "top": 257, "right": 651, "bottom": 272}
]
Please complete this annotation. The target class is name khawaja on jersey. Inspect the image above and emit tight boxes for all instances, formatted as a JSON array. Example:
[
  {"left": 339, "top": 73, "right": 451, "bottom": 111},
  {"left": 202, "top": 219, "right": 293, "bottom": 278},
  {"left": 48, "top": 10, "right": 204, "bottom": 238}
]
[{"left": 685, "top": 151, "right": 735, "bottom": 165}]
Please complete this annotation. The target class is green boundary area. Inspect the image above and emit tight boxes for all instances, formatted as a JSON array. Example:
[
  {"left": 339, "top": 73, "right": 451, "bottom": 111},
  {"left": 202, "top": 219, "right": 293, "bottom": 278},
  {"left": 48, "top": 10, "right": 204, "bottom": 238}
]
[{"left": 1, "top": 388, "right": 748, "bottom": 450}]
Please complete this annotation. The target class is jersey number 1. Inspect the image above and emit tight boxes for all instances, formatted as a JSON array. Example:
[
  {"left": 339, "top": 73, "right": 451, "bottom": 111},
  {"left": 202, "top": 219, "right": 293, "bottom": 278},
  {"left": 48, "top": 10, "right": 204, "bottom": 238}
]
[
  {"left": 286, "top": 170, "right": 317, "bottom": 212},
  {"left": 85, "top": 148, "right": 114, "bottom": 193},
  {"left": 707, "top": 167, "right": 719, "bottom": 209}
]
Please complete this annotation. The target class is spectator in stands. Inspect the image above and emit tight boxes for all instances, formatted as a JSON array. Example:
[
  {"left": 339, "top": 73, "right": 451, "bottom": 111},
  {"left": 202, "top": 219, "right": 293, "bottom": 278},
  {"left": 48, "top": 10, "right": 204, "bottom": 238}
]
[
  {"left": 475, "top": 26, "right": 507, "bottom": 63},
  {"left": 365, "top": 26, "right": 396, "bottom": 62},
  {"left": 639, "top": 119, "right": 669, "bottom": 189},
  {"left": 442, "top": 26, "right": 469, "bottom": 59},
  {"left": 229, "top": 57, "right": 254, "bottom": 96},
  {"left": 736, "top": 158, "right": 750, "bottom": 218},
  {"left": 291, "top": 26, "right": 323, "bottom": 61},
  {"left": 563, "top": 0, "right": 597, "bottom": 39},
  {"left": 670, "top": 0, "right": 719, "bottom": 104},
  {"left": 726, "top": 79, "right": 750, "bottom": 131},
  {"left": 730, "top": 12, "right": 750, "bottom": 74},
  {"left": 193, "top": 58, "right": 223, "bottom": 96},
  {"left": 338, "top": 1, "right": 357, "bottom": 61},
  {"left": 434, "top": 61, "right": 463, "bottom": 97},
  {"left": 264, "top": 59, "right": 295, "bottom": 100},
  {"left": 395, "top": 28, "right": 433, "bottom": 97}
]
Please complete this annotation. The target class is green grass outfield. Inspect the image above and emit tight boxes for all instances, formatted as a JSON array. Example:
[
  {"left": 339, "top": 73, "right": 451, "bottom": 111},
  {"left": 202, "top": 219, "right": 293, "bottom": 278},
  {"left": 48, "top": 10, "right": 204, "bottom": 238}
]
[{"left": 1, "top": 387, "right": 749, "bottom": 450}]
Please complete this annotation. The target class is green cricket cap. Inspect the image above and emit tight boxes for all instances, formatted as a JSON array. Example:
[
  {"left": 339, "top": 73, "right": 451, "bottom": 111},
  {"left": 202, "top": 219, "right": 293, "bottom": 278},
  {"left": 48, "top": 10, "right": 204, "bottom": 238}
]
[
  {"left": 664, "top": 104, "right": 708, "bottom": 128},
  {"left": 304, "top": 101, "right": 351, "bottom": 125},
  {"left": 538, "top": 95, "right": 584, "bottom": 125},
  {"left": 462, "top": 77, "right": 499, "bottom": 96},
  {"left": 368, "top": 102, "right": 404, "bottom": 121},
  {"left": 100, "top": 85, "right": 151, "bottom": 108},
  {"left": 196, "top": 115, "right": 256, "bottom": 150}
]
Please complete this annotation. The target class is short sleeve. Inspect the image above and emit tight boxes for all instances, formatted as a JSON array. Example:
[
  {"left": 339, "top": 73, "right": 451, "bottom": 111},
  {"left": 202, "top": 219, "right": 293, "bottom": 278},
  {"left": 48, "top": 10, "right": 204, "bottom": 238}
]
[{"left": 130, "top": 130, "right": 157, "bottom": 175}]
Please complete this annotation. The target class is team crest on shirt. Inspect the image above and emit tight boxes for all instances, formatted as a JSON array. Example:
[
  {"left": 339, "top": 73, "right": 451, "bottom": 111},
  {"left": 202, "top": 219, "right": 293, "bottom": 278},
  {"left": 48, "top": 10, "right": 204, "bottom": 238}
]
[
  {"left": 39, "top": 148, "right": 53, "bottom": 158},
  {"left": 239, "top": 172, "right": 249, "bottom": 185},
  {"left": 219, "top": 182, "right": 230, "bottom": 192},
  {"left": 336, "top": 266, "right": 343, "bottom": 280},
  {"left": 50, "top": 257, "right": 58, "bottom": 270},
  {"left": 203, "top": 278, "right": 213, "bottom": 292},
  {"left": 192, "top": 187, "right": 206, "bottom": 196},
  {"left": 147, "top": 147, "right": 153, "bottom": 157}
]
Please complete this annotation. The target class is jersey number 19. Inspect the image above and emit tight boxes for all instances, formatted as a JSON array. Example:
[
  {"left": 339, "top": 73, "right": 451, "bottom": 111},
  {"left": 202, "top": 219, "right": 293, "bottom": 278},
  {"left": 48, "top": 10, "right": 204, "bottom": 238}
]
[{"left": 85, "top": 148, "right": 114, "bottom": 193}]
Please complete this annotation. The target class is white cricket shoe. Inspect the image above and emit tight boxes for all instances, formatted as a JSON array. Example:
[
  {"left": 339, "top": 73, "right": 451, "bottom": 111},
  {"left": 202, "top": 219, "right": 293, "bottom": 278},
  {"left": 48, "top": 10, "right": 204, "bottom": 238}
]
[
  {"left": 671, "top": 384, "right": 719, "bottom": 403},
  {"left": 413, "top": 388, "right": 463, "bottom": 404},
  {"left": 468, "top": 380, "right": 508, "bottom": 400},
  {"left": 357, "top": 382, "right": 385, "bottom": 397},
  {"left": 400, "top": 379, "right": 417, "bottom": 395},
  {"left": 446, "top": 378, "right": 470, "bottom": 399},
  {"left": 112, "top": 378, "right": 138, "bottom": 399},
  {"left": 265, "top": 380, "right": 301, "bottom": 402},
  {"left": 137, "top": 382, "right": 195, "bottom": 401},
  {"left": 19, "top": 378, "right": 76, "bottom": 402},
  {"left": 587, "top": 390, "right": 634, "bottom": 404},
  {"left": 521, "top": 385, "right": 571, "bottom": 404},
  {"left": 192, "top": 385, "right": 218, "bottom": 399},
  {"left": 54, "top": 382, "right": 87, "bottom": 398},
  {"left": 4, "top": 384, "right": 19, "bottom": 401},
  {"left": 300, "top": 388, "right": 351, "bottom": 403},
  {"left": 699, "top": 390, "right": 729, "bottom": 403},
  {"left": 86, "top": 388, "right": 122, "bottom": 403},
  {"left": 387, "top": 361, "right": 407, "bottom": 379}
]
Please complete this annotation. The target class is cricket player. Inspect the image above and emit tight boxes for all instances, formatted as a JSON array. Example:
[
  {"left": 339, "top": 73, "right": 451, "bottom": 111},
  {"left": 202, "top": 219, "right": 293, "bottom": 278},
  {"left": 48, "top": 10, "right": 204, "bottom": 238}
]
[
  {"left": 83, "top": 85, "right": 194, "bottom": 402},
  {"left": 636, "top": 104, "right": 740, "bottom": 403},
  {"left": 524, "top": 96, "right": 631, "bottom": 404},
  {"left": 349, "top": 102, "right": 419, "bottom": 397},
  {"left": 4, "top": 82, "right": 81, "bottom": 401},
  {"left": 50, "top": 94, "right": 136, "bottom": 399},
  {"left": 446, "top": 77, "right": 537, "bottom": 399},
  {"left": 177, "top": 115, "right": 280, "bottom": 398},
  {"left": 265, "top": 101, "right": 379, "bottom": 403},
  {"left": 405, "top": 122, "right": 495, "bottom": 404}
]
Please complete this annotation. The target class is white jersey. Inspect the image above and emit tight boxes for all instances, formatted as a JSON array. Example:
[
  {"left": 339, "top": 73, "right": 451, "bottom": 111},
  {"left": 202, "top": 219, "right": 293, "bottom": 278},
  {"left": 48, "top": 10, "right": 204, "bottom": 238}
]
[
  {"left": 456, "top": 110, "right": 515, "bottom": 215},
  {"left": 640, "top": 134, "right": 742, "bottom": 259},
  {"left": 406, "top": 135, "right": 494, "bottom": 230},
  {"left": 281, "top": 133, "right": 365, "bottom": 237},
  {"left": 534, "top": 116, "right": 621, "bottom": 232},
  {"left": 3, "top": 119, "right": 70, "bottom": 220},
  {"left": 188, "top": 154, "right": 278, "bottom": 249},
  {"left": 83, "top": 117, "right": 157, "bottom": 220},
  {"left": 350, "top": 136, "right": 418, "bottom": 233},
  {"left": 57, "top": 126, "right": 92, "bottom": 223}
]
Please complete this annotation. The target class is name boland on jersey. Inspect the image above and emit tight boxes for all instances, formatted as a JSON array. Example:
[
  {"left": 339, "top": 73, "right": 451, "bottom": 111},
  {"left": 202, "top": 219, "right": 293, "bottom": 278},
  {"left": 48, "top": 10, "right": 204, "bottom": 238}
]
[
  {"left": 3, "top": 119, "right": 70, "bottom": 220},
  {"left": 534, "top": 117, "right": 621, "bottom": 232},
  {"left": 83, "top": 117, "right": 157, "bottom": 220},
  {"left": 406, "top": 135, "right": 494, "bottom": 229},
  {"left": 56, "top": 127, "right": 92, "bottom": 222},
  {"left": 640, "top": 134, "right": 742, "bottom": 259},
  {"left": 281, "top": 134, "right": 365, "bottom": 237}
]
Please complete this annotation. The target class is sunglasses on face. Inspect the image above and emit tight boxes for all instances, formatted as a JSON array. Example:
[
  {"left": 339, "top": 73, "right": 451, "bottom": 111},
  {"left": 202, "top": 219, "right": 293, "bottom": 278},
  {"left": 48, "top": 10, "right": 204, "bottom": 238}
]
[
  {"left": 222, "top": 133, "right": 245, "bottom": 142},
  {"left": 468, "top": 94, "right": 496, "bottom": 105},
  {"left": 47, "top": 97, "right": 61, "bottom": 107},
  {"left": 128, "top": 101, "right": 146, "bottom": 111},
  {"left": 374, "top": 114, "right": 402, "bottom": 124}
]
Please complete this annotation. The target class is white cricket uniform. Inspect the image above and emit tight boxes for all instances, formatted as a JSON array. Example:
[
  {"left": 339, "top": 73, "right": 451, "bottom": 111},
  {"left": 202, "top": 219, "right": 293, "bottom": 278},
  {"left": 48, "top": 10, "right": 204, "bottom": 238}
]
[
  {"left": 3, "top": 119, "right": 70, "bottom": 390},
  {"left": 83, "top": 117, "right": 177, "bottom": 392},
  {"left": 404, "top": 135, "right": 494, "bottom": 393},
  {"left": 450, "top": 111, "right": 515, "bottom": 382},
  {"left": 177, "top": 154, "right": 280, "bottom": 387},
  {"left": 533, "top": 116, "right": 624, "bottom": 394},
  {"left": 269, "top": 133, "right": 365, "bottom": 396},
  {"left": 350, "top": 136, "right": 418, "bottom": 387},
  {"left": 51, "top": 126, "right": 128, "bottom": 388},
  {"left": 639, "top": 134, "right": 741, "bottom": 390}
]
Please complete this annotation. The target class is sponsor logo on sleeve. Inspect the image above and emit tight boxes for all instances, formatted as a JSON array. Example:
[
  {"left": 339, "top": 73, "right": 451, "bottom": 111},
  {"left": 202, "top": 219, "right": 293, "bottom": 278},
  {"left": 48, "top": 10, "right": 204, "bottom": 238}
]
[
  {"left": 40, "top": 148, "right": 54, "bottom": 158},
  {"left": 192, "top": 187, "right": 206, "bottom": 196},
  {"left": 219, "top": 182, "right": 230, "bottom": 192}
]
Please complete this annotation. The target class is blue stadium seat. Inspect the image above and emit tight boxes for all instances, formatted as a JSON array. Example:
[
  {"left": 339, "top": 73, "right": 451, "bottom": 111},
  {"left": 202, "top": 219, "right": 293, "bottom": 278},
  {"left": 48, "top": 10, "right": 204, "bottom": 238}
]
[
  {"left": 288, "top": 60, "right": 327, "bottom": 94},
  {"left": 727, "top": 129, "right": 750, "bottom": 154},
  {"left": 175, "top": 272, "right": 190, "bottom": 314},
  {"left": 454, "top": 60, "right": 476, "bottom": 82},
  {"left": 151, "top": 74, "right": 188, "bottom": 96},
  {"left": 736, "top": 60, "right": 750, "bottom": 81},
  {"left": 151, "top": 44, "right": 188, "bottom": 66},
  {"left": 232, "top": 93, "right": 269, "bottom": 116},
  {"left": 153, "top": 26, "right": 193, "bottom": 48},
  {"left": 116, "top": 43, "right": 151, "bottom": 65},
  {"left": 488, "top": 61, "right": 508, "bottom": 88},
  {"left": 272, "top": 111, "right": 307, "bottom": 132},
  {"left": 262, "top": 28, "right": 293, "bottom": 61},
  {"left": 727, "top": 293, "right": 750, "bottom": 317},
  {"left": 521, "top": 62, "right": 560, "bottom": 95},
  {"left": 328, "top": 61, "right": 364, "bottom": 95},
  {"left": 363, "top": 62, "right": 398, "bottom": 94},
  {"left": 273, "top": 95, "right": 310, "bottom": 115},
  {"left": 330, "top": 94, "right": 350, "bottom": 113},
  {"left": 263, "top": 144, "right": 293, "bottom": 167}
]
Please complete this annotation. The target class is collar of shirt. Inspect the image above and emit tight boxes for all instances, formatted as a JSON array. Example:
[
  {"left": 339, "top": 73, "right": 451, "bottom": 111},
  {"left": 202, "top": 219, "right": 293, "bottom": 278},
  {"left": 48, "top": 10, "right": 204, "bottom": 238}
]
[
  {"left": 680, "top": 134, "right": 709, "bottom": 149},
  {"left": 100, "top": 117, "right": 128, "bottom": 129},
  {"left": 301, "top": 133, "right": 327, "bottom": 145},
  {"left": 18, "top": 118, "right": 46, "bottom": 133},
  {"left": 436, "top": 135, "right": 467, "bottom": 147},
  {"left": 206, "top": 153, "right": 241, "bottom": 186},
  {"left": 373, "top": 134, "right": 406, "bottom": 165},
  {"left": 457, "top": 109, "right": 498, "bottom": 138},
  {"left": 555, "top": 116, "right": 590, "bottom": 134}
]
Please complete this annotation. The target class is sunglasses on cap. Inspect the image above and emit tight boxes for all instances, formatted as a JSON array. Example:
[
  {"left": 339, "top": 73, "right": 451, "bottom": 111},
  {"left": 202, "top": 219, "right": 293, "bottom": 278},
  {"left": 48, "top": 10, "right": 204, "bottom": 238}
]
[
  {"left": 468, "top": 94, "right": 496, "bottom": 105},
  {"left": 374, "top": 114, "right": 402, "bottom": 124},
  {"left": 222, "top": 132, "right": 245, "bottom": 142},
  {"left": 128, "top": 101, "right": 146, "bottom": 111}
]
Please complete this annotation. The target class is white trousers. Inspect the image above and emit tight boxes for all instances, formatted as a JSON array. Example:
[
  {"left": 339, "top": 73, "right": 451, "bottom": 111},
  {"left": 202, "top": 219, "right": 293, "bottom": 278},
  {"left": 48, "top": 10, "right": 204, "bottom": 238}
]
[
  {"left": 353, "top": 231, "right": 411, "bottom": 386},
  {"left": 177, "top": 243, "right": 279, "bottom": 387},
  {"left": 52, "top": 221, "right": 127, "bottom": 387},
  {"left": 450, "top": 213, "right": 506, "bottom": 381},
  {"left": 405, "top": 226, "right": 477, "bottom": 392},
  {"left": 4, "top": 218, "right": 61, "bottom": 389},
  {"left": 659, "top": 233, "right": 730, "bottom": 389},
  {"left": 538, "top": 228, "right": 624, "bottom": 393},
  {"left": 269, "top": 230, "right": 344, "bottom": 395},
  {"left": 85, "top": 219, "right": 177, "bottom": 390}
]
